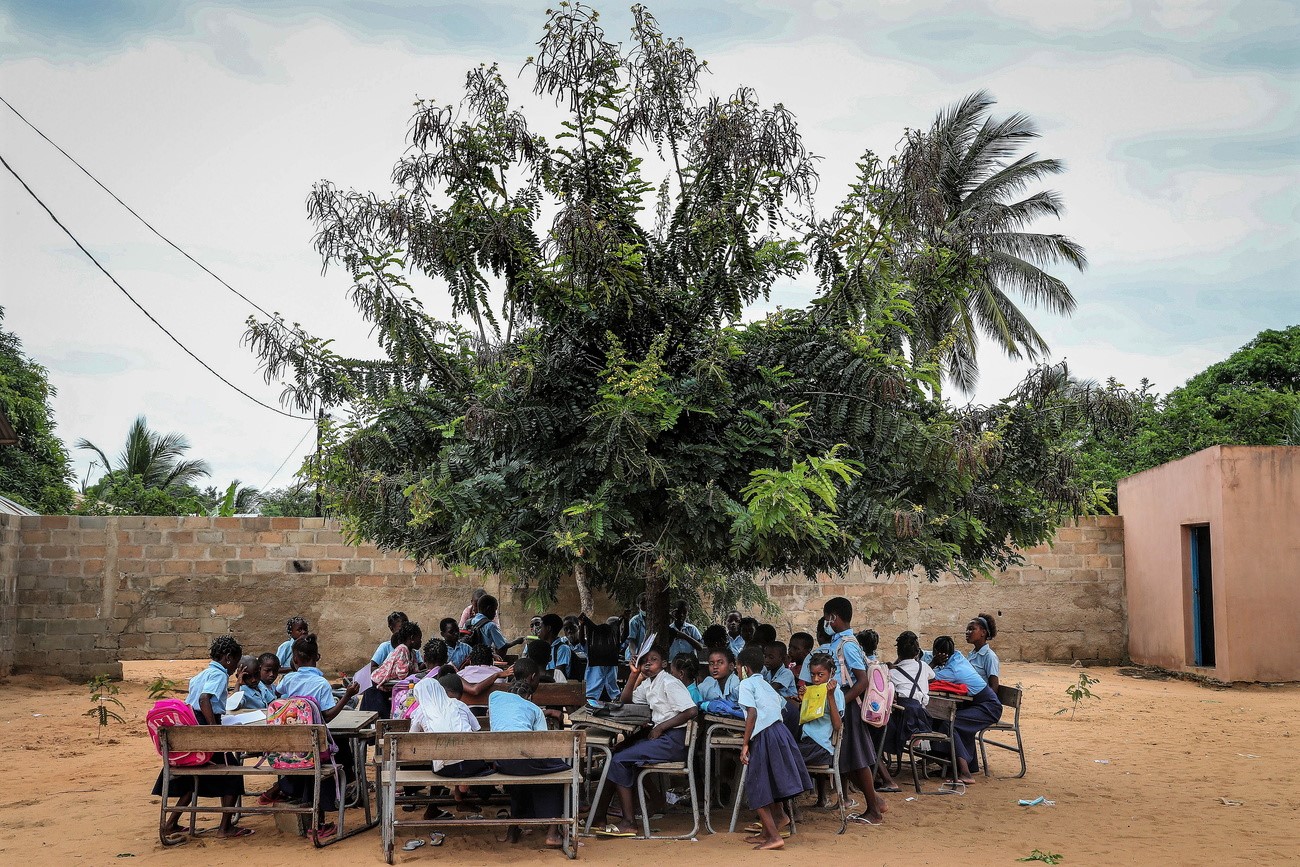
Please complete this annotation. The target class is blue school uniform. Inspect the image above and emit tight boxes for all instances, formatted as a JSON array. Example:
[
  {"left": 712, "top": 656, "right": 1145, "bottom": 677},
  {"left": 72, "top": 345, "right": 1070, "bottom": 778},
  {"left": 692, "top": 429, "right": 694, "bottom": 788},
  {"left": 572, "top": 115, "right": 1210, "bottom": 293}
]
[
  {"left": 762, "top": 665, "right": 797, "bottom": 700},
  {"left": 372, "top": 640, "right": 395, "bottom": 666},
  {"left": 739, "top": 675, "right": 812, "bottom": 809},
  {"left": 447, "top": 641, "right": 471, "bottom": 669},
  {"left": 698, "top": 671, "right": 740, "bottom": 704},
  {"left": 667, "top": 621, "right": 703, "bottom": 661},
  {"left": 550, "top": 637, "right": 573, "bottom": 677},
  {"left": 239, "top": 681, "right": 278, "bottom": 710},
  {"left": 488, "top": 690, "right": 547, "bottom": 732},
  {"left": 490, "top": 691, "right": 569, "bottom": 821},
  {"left": 728, "top": 634, "right": 746, "bottom": 657},
  {"left": 276, "top": 639, "right": 295, "bottom": 669},
  {"left": 277, "top": 666, "right": 338, "bottom": 712},
  {"left": 468, "top": 613, "right": 509, "bottom": 651},
  {"left": 932, "top": 650, "right": 987, "bottom": 694},
  {"left": 585, "top": 664, "right": 619, "bottom": 701},
  {"left": 186, "top": 661, "right": 231, "bottom": 716},
  {"left": 968, "top": 644, "right": 1001, "bottom": 685},
  {"left": 828, "top": 628, "right": 877, "bottom": 773},
  {"left": 625, "top": 611, "right": 647, "bottom": 660},
  {"left": 932, "top": 650, "right": 1002, "bottom": 769}
]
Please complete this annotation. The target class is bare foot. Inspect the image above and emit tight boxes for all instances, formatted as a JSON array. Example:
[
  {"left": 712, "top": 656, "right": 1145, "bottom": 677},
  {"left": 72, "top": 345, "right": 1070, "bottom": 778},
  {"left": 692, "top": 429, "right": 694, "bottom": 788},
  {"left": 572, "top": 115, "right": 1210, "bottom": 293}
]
[
  {"left": 497, "top": 826, "right": 521, "bottom": 844},
  {"left": 755, "top": 838, "right": 785, "bottom": 850}
]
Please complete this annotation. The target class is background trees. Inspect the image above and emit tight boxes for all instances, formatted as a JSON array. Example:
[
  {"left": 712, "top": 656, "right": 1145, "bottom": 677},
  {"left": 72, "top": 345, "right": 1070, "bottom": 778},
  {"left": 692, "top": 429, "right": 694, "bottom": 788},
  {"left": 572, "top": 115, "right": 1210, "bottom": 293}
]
[{"left": 0, "top": 306, "right": 75, "bottom": 512}]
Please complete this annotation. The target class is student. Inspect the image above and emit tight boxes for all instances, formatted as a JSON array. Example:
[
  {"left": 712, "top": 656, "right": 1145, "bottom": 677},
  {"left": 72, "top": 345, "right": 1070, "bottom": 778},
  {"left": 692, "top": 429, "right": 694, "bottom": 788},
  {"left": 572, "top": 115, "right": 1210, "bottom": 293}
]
[
  {"left": 276, "top": 634, "right": 362, "bottom": 842},
  {"left": 441, "top": 617, "right": 472, "bottom": 669},
  {"left": 257, "top": 653, "right": 281, "bottom": 696},
  {"left": 738, "top": 617, "right": 759, "bottom": 653},
  {"left": 929, "top": 635, "right": 1002, "bottom": 784},
  {"left": 581, "top": 614, "right": 621, "bottom": 701},
  {"left": 458, "top": 643, "right": 505, "bottom": 700},
  {"left": 459, "top": 588, "right": 499, "bottom": 629},
  {"left": 278, "top": 616, "right": 309, "bottom": 670},
  {"left": 822, "top": 597, "right": 885, "bottom": 825},
  {"left": 422, "top": 638, "right": 452, "bottom": 678},
  {"left": 736, "top": 646, "right": 812, "bottom": 850},
  {"left": 367, "top": 621, "right": 424, "bottom": 718},
  {"left": 154, "top": 636, "right": 250, "bottom": 841},
  {"left": 761, "top": 642, "right": 798, "bottom": 700},
  {"left": 593, "top": 646, "right": 698, "bottom": 837},
  {"left": 965, "top": 613, "right": 1001, "bottom": 691},
  {"left": 488, "top": 659, "right": 570, "bottom": 847},
  {"left": 563, "top": 616, "right": 587, "bottom": 681},
  {"left": 787, "top": 632, "right": 814, "bottom": 680},
  {"left": 538, "top": 613, "right": 573, "bottom": 680},
  {"left": 753, "top": 623, "right": 777, "bottom": 648},
  {"left": 466, "top": 594, "right": 526, "bottom": 659},
  {"left": 699, "top": 647, "right": 740, "bottom": 704},
  {"left": 666, "top": 600, "right": 706, "bottom": 660},
  {"left": 851, "top": 627, "right": 896, "bottom": 791},
  {"left": 672, "top": 652, "right": 703, "bottom": 706},
  {"left": 371, "top": 611, "right": 410, "bottom": 669},
  {"left": 798, "top": 620, "right": 834, "bottom": 685},
  {"left": 412, "top": 673, "right": 491, "bottom": 818},
  {"left": 883, "top": 631, "right": 934, "bottom": 759},
  {"left": 797, "top": 652, "right": 844, "bottom": 767},
  {"left": 237, "top": 654, "right": 277, "bottom": 710},
  {"left": 726, "top": 611, "right": 744, "bottom": 656},
  {"left": 856, "top": 629, "right": 880, "bottom": 663},
  {"left": 624, "top": 594, "right": 647, "bottom": 661},
  {"left": 701, "top": 624, "right": 730, "bottom": 653}
]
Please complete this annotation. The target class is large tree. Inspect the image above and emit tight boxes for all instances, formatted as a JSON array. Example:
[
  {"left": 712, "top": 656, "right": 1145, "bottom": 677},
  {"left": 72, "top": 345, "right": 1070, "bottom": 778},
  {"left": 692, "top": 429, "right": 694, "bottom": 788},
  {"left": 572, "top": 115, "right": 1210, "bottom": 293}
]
[
  {"left": 77, "top": 415, "right": 211, "bottom": 495},
  {"left": 0, "top": 306, "right": 75, "bottom": 512},
  {"left": 246, "top": 3, "right": 1112, "bottom": 624}
]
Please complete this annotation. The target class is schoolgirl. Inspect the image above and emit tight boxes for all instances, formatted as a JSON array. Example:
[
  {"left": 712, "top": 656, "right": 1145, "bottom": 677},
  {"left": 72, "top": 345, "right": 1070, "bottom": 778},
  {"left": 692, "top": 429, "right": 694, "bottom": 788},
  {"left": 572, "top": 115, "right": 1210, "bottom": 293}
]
[
  {"left": 699, "top": 646, "right": 741, "bottom": 704},
  {"left": 930, "top": 635, "right": 1003, "bottom": 784},
  {"left": 822, "top": 597, "right": 885, "bottom": 825},
  {"left": 965, "top": 613, "right": 1001, "bottom": 691},
  {"left": 882, "top": 631, "right": 935, "bottom": 766},
  {"left": 277, "top": 616, "right": 309, "bottom": 669},
  {"left": 736, "top": 646, "right": 812, "bottom": 850},
  {"left": 489, "top": 659, "right": 570, "bottom": 847}
]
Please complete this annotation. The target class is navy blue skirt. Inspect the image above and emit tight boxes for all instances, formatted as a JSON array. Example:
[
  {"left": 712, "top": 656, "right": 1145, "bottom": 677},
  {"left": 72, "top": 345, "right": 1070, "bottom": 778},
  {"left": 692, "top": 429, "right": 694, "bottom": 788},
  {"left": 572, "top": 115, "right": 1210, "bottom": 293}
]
[
  {"left": 798, "top": 737, "right": 832, "bottom": 768},
  {"left": 496, "top": 758, "right": 571, "bottom": 819},
  {"left": 948, "top": 686, "right": 1002, "bottom": 766},
  {"left": 606, "top": 726, "right": 687, "bottom": 788},
  {"left": 839, "top": 698, "right": 877, "bottom": 773},
  {"left": 884, "top": 696, "right": 932, "bottom": 757},
  {"left": 744, "top": 723, "right": 812, "bottom": 810}
]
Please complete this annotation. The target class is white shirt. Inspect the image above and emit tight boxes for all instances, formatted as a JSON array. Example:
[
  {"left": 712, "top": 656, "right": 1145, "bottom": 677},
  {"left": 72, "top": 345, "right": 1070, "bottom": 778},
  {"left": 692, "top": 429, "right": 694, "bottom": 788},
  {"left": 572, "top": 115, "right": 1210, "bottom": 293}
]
[
  {"left": 632, "top": 670, "right": 697, "bottom": 726},
  {"left": 889, "top": 659, "right": 934, "bottom": 706}
]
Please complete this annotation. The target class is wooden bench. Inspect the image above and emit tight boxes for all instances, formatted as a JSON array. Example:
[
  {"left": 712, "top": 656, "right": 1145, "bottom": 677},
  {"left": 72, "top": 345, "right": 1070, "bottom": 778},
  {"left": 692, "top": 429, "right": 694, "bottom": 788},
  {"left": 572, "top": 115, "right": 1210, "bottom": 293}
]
[
  {"left": 460, "top": 680, "right": 586, "bottom": 709},
  {"left": 156, "top": 725, "right": 351, "bottom": 847},
  {"left": 379, "top": 729, "right": 586, "bottom": 862}
]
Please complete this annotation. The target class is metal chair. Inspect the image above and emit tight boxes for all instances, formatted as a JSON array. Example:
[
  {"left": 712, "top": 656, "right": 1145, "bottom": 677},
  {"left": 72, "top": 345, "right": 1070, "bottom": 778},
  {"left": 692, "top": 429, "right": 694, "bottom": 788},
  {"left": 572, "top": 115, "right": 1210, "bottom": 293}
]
[
  {"left": 978, "top": 684, "right": 1026, "bottom": 778},
  {"left": 905, "top": 696, "right": 965, "bottom": 795},
  {"left": 576, "top": 727, "right": 618, "bottom": 834},
  {"left": 800, "top": 725, "right": 847, "bottom": 834},
  {"left": 634, "top": 719, "right": 700, "bottom": 839}
]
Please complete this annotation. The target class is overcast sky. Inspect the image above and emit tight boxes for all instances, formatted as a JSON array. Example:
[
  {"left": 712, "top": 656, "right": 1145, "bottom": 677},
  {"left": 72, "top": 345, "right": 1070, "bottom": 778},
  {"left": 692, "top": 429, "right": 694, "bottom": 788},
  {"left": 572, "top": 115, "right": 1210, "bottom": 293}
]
[{"left": 1, "top": 0, "right": 1296, "bottom": 492}]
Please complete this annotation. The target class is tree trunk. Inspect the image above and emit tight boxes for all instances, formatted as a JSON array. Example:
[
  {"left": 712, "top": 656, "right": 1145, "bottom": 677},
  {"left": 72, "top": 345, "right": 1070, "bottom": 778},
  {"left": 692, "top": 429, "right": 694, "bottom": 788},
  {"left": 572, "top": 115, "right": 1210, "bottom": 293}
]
[
  {"left": 574, "top": 561, "right": 593, "bottom": 618},
  {"left": 645, "top": 561, "right": 669, "bottom": 642}
]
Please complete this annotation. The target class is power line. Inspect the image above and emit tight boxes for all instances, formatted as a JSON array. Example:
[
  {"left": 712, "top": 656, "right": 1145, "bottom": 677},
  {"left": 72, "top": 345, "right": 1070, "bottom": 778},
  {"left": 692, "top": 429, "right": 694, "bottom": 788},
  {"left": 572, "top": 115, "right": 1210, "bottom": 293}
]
[
  {"left": 0, "top": 150, "right": 311, "bottom": 421},
  {"left": 257, "top": 422, "right": 317, "bottom": 493},
  {"left": 0, "top": 92, "right": 281, "bottom": 323}
]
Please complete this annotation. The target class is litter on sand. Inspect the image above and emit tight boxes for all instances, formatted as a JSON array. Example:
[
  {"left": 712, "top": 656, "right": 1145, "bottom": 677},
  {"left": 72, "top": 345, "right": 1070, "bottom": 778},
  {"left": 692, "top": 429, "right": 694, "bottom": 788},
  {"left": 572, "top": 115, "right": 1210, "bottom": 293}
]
[
  {"left": 1217, "top": 797, "right": 1244, "bottom": 807},
  {"left": 1094, "top": 759, "right": 1111, "bottom": 764},
  {"left": 1236, "top": 753, "right": 1261, "bottom": 759},
  {"left": 1018, "top": 796, "right": 1056, "bottom": 807}
]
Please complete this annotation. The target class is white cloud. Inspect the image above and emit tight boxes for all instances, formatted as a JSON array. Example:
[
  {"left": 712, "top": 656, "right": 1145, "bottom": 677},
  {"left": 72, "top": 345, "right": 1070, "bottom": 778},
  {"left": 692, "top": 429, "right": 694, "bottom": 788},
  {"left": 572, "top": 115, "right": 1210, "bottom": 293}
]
[{"left": 982, "top": 0, "right": 1134, "bottom": 31}]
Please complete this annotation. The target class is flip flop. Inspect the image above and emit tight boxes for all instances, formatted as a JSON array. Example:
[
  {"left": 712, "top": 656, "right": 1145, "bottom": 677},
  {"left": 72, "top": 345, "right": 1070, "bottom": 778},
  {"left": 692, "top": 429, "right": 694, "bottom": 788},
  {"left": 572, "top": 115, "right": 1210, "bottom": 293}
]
[
  {"left": 876, "top": 785, "right": 903, "bottom": 793},
  {"left": 403, "top": 839, "right": 427, "bottom": 851},
  {"left": 846, "top": 812, "right": 881, "bottom": 826},
  {"left": 429, "top": 832, "right": 446, "bottom": 847},
  {"left": 162, "top": 832, "right": 188, "bottom": 846},
  {"left": 218, "top": 827, "right": 256, "bottom": 839},
  {"left": 310, "top": 824, "right": 336, "bottom": 843},
  {"left": 595, "top": 825, "right": 636, "bottom": 837}
]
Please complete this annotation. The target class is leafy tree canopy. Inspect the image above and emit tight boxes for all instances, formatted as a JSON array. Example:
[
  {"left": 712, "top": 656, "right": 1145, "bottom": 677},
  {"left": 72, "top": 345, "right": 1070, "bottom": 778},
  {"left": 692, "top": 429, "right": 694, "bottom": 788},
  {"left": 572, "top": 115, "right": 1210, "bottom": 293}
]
[
  {"left": 245, "top": 3, "right": 1120, "bottom": 621},
  {"left": 0, "top": 306, "right": 76, "bottom": 513}
]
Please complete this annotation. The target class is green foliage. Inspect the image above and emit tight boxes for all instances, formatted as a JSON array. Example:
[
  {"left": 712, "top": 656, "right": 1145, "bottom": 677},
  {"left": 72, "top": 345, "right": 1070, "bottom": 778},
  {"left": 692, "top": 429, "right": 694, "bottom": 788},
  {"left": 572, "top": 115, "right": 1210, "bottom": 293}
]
[
  {"left": 1019, "top": 850, "right": 1065, "bottom": 864},
  {"left": 243, "top": 4, "right": 1112, "bottom": 621},
  {"left": 75, "top": 416, "right": 214, "bottom": 515},
  {"left": 258, "top": 481, "right": 318, "bottom": 517},
  {"left": 85, "top": 675, "right": 126, "bottom": 740},
  {"left": 198, "top": 480, "right": 261, "bottom": 516},
  {"left": 146, "top": 674, "right": 182, "bottom": 701},
  {"left": 76, "top": 474, "right": 203, "bottom": 516},
  {"left": 1075, "top": 326, "right": 1300, "bottom": 507},
  {"left": 0, "top": 306, "right": 76, "bottom": 512},
  {"left": 1058, "top": 670, "right": 1100, "bottom": 720}
]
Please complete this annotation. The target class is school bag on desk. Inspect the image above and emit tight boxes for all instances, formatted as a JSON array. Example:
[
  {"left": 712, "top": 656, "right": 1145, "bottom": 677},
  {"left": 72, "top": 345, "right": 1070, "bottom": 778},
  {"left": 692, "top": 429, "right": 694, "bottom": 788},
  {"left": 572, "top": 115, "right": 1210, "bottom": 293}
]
[
  {"left": 146, "top": 699, "right": 211, "bottom": 767},
  {"left": 264, "top": 696, "right": 338, "bottom": 770}
]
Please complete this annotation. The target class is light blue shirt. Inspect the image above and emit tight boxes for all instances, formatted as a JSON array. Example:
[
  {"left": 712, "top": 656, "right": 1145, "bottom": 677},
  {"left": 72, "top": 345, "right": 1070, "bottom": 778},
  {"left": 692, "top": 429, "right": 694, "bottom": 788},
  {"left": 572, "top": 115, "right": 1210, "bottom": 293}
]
[
  {"left": 625, "top": 612, "right": 647, "bottom": 659},
  {"left": 372, "top": 640, "right": 395, "bottom": 666},
  {"left": 829, "top": 629, "right": 867, "bottom": 688},
  {"left": 801, "top": 682, "right": 845, "bottom": 755},
  {"left": 469, "top": 614, "right": 508, "bottom": 650},
  {"left": 447, "top": 642, "right": 471, "bottom": 669},
  {"left": 762, "top": 665, "right": 797, "bottom": 700},
  {"left": 932, "top": 650, "right": 988, "bottom": 695},
  {"left": 728, "top": 634, "right": 746, "bottom": 657},
  {"left": 668, "top": 622, "right": 703, "bottom": 661},
  {"left": 738, "top": 674, "right": 783, "bottom": 736},
  {"left": 699, "top": 671, "right": 740, "bottom": 704},
  {"left": 968, "top": 644, "right": 1001, "bottom": 684},
  {"left": 240, "top": 682, "right": 278, "bottom": 710},
  {"left": 276, "top": 639, "right": 295, "bottom": 669},
  {"left": 550, "top": 638, "right": 573, "bottom": 675},
  {"left": 277, "top": 666, "right": 338, "bottom": 712},
  {"left": 186, "top": 661, "right": 230, "bottom": 715},
  {"left": 488, "top": 690, "right": 547, "bottom": 732}
]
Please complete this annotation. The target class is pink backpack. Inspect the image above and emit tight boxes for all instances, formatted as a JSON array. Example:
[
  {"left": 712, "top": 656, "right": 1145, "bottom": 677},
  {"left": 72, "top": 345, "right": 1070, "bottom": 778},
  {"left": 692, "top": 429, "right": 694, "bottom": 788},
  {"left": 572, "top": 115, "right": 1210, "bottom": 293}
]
[
  {"left": 391, "top": 675, "right": 421, "bottom": 720},
  {"left": 146, "top": 699, "right": 212, "bottom": 767},
  {"left": 265, "top": 696, "right": 336, "bottom": 769},
  {"left": 861, "top": 663, "right": 895, "bottom": 728}
]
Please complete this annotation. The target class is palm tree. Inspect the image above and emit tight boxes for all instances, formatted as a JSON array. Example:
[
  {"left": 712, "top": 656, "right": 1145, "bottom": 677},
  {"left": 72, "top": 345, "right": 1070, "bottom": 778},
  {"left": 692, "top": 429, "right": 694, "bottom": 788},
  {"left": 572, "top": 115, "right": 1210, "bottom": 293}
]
[
  {"left": 899, "top": 90, "right": 1087, "bottom": 393},
  {"left": 199, "top": 480, "right": 262, "bottom": 516},
  {"left": 76, "top": 415, "right": 211, "bottom": 493}
]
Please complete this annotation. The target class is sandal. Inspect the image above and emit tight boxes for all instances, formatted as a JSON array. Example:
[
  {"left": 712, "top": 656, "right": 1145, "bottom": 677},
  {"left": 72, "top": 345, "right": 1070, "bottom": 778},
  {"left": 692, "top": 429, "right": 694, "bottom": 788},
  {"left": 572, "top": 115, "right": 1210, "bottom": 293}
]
[
  {"left": 403, "top": 839, "right": 427, "bottom": 851},
  {"left": 217, "top": 827, "right": 256, "bottom": 839},
  {"left": 595, "top": 824, "right": 636, "bottom": 837},
  {"left": 257, "top": 791, "right": 289, "bottom": 807},
  {"left": 876, "top": 785, "right": 902, "bottom": 793},
  {"left": 846, "top": 812, "right": 881, "bottom": 826},
  {"left": 310, "top": 823, "right": 337, "bottom": 843}
]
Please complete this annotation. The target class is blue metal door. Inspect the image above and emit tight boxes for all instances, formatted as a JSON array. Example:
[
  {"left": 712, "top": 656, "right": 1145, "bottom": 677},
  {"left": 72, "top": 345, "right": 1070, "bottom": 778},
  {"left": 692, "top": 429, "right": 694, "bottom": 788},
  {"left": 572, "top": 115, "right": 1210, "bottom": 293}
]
[{"left": 1188, "top": 526, "right": 1215, "bottom": 667}]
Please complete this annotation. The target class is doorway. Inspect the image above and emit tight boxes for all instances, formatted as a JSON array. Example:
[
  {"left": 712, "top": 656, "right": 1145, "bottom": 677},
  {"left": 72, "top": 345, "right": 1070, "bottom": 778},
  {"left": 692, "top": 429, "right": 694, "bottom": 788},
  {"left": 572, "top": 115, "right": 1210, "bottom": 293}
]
[{"left": 1187, "top": 525, "right": 1215, "bottom": 667}]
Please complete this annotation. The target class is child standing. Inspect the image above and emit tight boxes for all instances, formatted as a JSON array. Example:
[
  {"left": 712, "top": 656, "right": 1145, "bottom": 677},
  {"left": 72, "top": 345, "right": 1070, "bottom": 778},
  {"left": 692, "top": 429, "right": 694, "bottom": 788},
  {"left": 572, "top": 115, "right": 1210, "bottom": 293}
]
[
  {"left": 736, "top": 646, "right": 812, "bottom": 850},
  {"left": 580, "top": 614, "right": 621, "bottom": 701},
  {"left": 466, "top": 594, "right": 525, "bottom": 659},
  {"left": 822, "top": 597, "right": 885, "bottom": 825},
  {"left": 277, "top": 616, "right": 309, "bottom": 669},
  {"left": 153, "top": 636, "right": 250, "bottom": 841}
]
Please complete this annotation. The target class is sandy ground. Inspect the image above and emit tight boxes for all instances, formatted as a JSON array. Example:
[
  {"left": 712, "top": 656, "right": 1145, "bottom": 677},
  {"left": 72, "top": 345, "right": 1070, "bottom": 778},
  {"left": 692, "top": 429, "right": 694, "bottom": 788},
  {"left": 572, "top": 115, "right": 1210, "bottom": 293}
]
[{"left": 1, "top": 661, "right": 1297, "bottom": 866}]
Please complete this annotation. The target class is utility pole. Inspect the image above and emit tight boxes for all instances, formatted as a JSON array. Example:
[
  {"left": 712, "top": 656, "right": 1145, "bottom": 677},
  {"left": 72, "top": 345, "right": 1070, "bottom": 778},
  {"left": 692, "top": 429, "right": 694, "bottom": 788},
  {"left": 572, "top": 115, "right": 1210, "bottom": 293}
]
[{"left": 314, "top": 406, "right": 324, "bottom": 518}]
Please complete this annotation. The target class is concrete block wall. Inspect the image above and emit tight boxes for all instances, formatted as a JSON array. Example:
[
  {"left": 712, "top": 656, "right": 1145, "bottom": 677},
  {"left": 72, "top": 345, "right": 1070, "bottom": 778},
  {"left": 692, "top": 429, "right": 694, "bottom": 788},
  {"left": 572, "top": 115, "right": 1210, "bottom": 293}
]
[
  {"left": 0, "top": 514, "right": 17, "bottom": 674},
  {"left": 4, "top": 514, "right": 1126, "bottom": 680}
]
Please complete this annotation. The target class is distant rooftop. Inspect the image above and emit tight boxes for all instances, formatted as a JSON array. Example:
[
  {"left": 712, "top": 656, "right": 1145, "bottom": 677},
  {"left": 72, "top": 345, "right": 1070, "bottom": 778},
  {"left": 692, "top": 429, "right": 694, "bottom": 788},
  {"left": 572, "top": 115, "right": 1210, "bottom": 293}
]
[{"left": 0, "top": 494, "right": 38, "bottom": 516}]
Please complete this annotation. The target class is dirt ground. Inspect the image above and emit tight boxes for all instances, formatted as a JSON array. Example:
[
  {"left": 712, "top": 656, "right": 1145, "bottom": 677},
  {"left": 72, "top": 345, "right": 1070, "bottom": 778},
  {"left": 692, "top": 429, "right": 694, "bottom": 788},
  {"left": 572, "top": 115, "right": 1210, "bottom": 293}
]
[{"left": 1, "top": 660, "right": 1297, "bottom": 865}]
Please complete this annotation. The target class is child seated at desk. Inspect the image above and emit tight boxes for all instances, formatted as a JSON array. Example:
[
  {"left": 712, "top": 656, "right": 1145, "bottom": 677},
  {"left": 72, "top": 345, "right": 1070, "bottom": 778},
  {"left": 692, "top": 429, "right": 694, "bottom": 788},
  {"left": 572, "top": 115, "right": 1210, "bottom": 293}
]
[
  {"left": 152, "top": 636, "right": 249, "bottom": 841},
  {"left": 278, "top": 616, "right": 308, "bottom": 670},
  {"left": 699, "top": 647, "right": 740, "bottom": 705},
  {"left": 488, "top": 659, "right": 570, "bottom": 848},
  {"left": 440, "top": 617, "right": 471, "bottom": 669},
  {"left": 797, "top": 651, "right": 844, "bottom": 807},
  {"left": 236, "top": 654, "right": 277, "bottom": 710},
  {"left": 929, "top": 635, "right": 1002, "bottom": 785},
  {"left": 592, "top": 646, "right": 698, "bottom": 837},
  {"left": 361, "top": 611, "right": 409, "bottom": 713},
  {"left": 458, "top": 643, "right": 505, "bottom": 701},
  {"left": 410, "top": 674, "right": 489, "bottom": 819},
  {"left": 672, "top": 652, "right": 703, "bottom": 705},
  {"left": 737, "top": 646, "right": 812, "bottom": 851}
]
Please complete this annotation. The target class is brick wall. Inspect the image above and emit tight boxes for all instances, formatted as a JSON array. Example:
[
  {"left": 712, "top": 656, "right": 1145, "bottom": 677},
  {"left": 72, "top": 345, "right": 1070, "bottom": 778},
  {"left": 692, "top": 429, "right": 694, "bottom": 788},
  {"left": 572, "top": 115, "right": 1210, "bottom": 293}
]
[
  {"left": 4, "top": 514, "right": 1126, "bottom": 680},
  {"left": 0, "top": 514, "right": 17, "bottom": 674}
]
